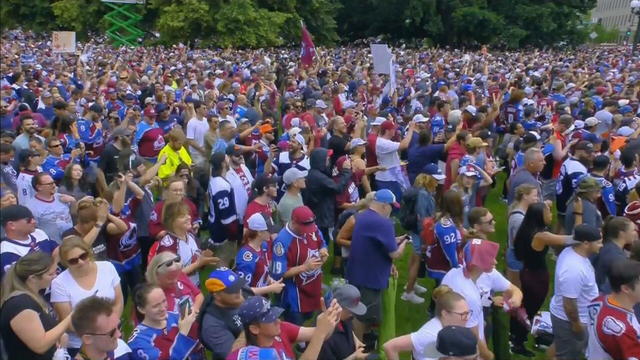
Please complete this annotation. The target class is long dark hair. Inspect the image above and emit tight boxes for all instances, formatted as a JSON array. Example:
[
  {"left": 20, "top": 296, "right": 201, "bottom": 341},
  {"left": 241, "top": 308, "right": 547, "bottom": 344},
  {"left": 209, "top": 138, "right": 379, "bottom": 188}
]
[
  {"left": 513, "top": 202, "right": 548, "bottom": 261},
  {"left": 438, "top": 190, "right": 464, "bottom": 226},
  {"left": 60, "top": 163, "right": 89, "bottom": 194}
]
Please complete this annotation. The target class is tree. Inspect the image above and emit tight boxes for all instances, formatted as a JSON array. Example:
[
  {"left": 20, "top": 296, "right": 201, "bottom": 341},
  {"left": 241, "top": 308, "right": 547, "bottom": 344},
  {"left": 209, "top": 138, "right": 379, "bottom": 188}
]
[
  {"left": 212, "top": 0, "right": 290, "bottom": 48},
  {"left": 0, "top": 0, "right": 55, "bottom": 32},
  {"left": 51, "top": 0, "right": 110, "bottom": 37}
]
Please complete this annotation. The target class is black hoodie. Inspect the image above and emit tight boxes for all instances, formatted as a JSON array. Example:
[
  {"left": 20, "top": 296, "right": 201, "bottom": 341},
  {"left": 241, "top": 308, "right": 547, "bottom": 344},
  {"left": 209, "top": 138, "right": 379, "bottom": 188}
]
[{"left": 303, "top": 147, "right": 352, "bottom": 229}]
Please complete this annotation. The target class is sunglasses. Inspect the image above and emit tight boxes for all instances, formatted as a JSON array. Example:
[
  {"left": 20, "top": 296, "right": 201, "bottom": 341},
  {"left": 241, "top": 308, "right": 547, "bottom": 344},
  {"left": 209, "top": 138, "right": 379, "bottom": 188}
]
[
  {"left": 86, "top": 324, "right": 120, "bottom": 338},
  {"left": 67, "top": 252, "right": 89, "bottom": 265},
  {"left": 49, "top": 143, "right": 62, "bottom": 148},
  {"left": 157, "top": 256, "right": 181, "bottom": 270}
]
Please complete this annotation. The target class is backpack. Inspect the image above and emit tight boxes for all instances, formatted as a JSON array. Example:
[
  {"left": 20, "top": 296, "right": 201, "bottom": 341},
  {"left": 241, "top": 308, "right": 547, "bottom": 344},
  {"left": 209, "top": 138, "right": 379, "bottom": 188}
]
[{"left": 398, "top": 187, "right": 420, "bottom": 233}]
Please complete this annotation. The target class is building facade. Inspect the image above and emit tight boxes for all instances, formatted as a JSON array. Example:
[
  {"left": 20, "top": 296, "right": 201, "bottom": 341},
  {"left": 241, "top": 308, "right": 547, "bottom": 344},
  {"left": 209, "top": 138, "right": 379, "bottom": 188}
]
[{"left": 592, "top": 0, "right": 636, "bottom": 41}]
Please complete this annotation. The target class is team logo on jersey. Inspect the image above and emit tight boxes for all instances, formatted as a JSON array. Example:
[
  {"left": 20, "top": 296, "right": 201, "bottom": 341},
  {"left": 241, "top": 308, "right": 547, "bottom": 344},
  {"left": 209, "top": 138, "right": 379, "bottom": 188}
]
[
  {"left": 153, "top": 135, "right": 165, "bottom": 151},
  {"left": 150, "top": 211, "right": 157, "bottom": 222},
  {"left": 602, "top": 316, "right": 626, "bottom": 336},
  {"left": 274, "top": 242, "right": 285, "bottom": 257},
  {"left": 242, "top": 251, "right": 253, "bottom": 262},
  {"left": 300, "top": 249, "right": 321, "bottom": 285},
  {"left": 160, "top": 235, "right": 174, "bottom": 247},
  {"left": 119, "top": 223, "right": 138, "bottom": 251}
]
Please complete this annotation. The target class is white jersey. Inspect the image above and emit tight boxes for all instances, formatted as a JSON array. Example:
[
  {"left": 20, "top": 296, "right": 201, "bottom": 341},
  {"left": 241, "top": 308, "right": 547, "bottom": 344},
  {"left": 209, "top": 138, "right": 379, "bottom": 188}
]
[{"left": 16, "top": 168, "right": 42, "bottom": 205}]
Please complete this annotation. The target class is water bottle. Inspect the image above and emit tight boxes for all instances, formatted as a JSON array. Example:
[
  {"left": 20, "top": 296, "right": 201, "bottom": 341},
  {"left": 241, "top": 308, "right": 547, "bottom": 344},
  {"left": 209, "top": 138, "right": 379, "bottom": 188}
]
[{"left": 52, "top": 347, "right": 71, "bottom": 360}]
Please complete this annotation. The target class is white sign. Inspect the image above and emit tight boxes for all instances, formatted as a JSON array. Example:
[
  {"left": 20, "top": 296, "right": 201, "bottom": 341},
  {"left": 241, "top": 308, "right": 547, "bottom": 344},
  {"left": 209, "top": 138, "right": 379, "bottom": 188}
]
[
  {"left": 371, "top": 44, "right": 393, "bottom": 75},
  {"left": 52, "top": 31, "right": 76, "bottom": 53},
  {"left": 590, "top": 32, "right": 598, "bottom": 40}
]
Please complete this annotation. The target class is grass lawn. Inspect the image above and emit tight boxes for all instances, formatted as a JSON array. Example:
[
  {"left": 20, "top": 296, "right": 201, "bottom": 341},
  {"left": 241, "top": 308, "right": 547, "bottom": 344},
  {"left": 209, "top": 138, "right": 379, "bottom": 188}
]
[{"left": 121, "top": 173, "right": 553, "bottom": 359}]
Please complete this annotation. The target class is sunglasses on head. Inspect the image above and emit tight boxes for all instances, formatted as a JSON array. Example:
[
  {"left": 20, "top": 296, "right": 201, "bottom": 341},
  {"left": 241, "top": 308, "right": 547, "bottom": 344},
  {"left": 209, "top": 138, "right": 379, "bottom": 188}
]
[
  {"left": 157, "top": 256, "right": 181, "bottom": 270},
  {"left": 67, "top": 252, "right": 89, "bottom": 265}
]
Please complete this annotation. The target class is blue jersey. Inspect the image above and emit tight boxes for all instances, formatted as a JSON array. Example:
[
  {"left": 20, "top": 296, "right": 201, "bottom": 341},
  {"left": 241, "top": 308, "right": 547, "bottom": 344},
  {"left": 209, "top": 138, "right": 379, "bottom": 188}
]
[
  {"left": 77, "top": 118, "right": 105, "bottom": 162},
  {"left": 431, "top": 113, "right": 445, "bottom": 141},
  {"left": 426, "top": 217, "right": 463, "bottom": 281},
  {"left": 271, "top": 225, "right": 326, "bottom": 313},
  {"left": 207, "top": 176, "right": 238, "bottom": 244},
  {"left": 41, "top": 154, "right": 72, "bottom": 181},
  {"left": 235, "top": 243, "right": 270, "bottom": 288},
  {"left": 128, "top": 312, "right": 201, "bottom": 360},
  {"left": 1, "top": 229, "right": 57, "bottom": 277},
  {"left": 556, "top": 157, "right": 588, "bottom": 214},
  {"left": 591, "top": 174, "right": 617, "bottom": 217},
  {"left": 615, "top": 169, "right": 640, "bottom": 215}
]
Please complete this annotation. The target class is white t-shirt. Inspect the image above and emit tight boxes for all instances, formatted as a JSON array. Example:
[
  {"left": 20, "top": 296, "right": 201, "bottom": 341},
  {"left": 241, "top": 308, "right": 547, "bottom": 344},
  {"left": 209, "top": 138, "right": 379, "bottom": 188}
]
[
  {"left": 16, "top": 168, "right": 41, "bottom": 205},
  {"left": 186, "top": 116, "right": 210, "bottom": 165},
  {"left": 159, "top": 232, "right": 202, "bottom": 286},
  {"left": 441, "top": 267, "right": 511, "bottom": 340},
  {"left": 26, "top": 194, "right": 72, "bottom": 244},
  {"left": 375, "top": 137, "right": 401, "bottom": 182},
  {"left": 50, "top": 261, "right": 121, "bottom": 349},
  {"left": 411, "top": 318, "right": 443, "bottom": 360},
  {"left": 549, "top": 247, "right": 598, "bottom": 323}
]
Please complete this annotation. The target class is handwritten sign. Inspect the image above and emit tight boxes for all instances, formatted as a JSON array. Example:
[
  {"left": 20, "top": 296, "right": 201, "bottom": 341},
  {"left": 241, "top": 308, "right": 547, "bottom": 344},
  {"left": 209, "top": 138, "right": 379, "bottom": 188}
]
[{"left": 52, "top": 31, "right": 76, "bottom": 53}]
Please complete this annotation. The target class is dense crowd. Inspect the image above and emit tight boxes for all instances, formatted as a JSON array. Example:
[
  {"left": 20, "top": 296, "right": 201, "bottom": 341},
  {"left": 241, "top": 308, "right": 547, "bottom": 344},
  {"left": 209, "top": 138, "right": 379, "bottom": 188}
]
[{"left": 0, "top": 29, "right": 639, "bottom": 360}]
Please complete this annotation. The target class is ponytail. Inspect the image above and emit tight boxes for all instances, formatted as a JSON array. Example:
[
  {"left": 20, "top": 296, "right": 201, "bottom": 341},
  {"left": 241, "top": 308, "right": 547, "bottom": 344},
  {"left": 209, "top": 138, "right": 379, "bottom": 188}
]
[{"left": 0, "top": 251, "right": 53, "bottom": 312}]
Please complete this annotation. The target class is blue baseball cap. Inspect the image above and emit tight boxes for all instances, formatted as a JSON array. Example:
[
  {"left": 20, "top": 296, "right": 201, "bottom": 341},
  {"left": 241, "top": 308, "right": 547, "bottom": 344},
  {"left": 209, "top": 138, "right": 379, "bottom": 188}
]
[
  {"left": 155, "top": 103, "right": 168, "bottom": 113},
  {"left": 422, "top": 163, "right": 446, "bottom": 181},
  {"left": 232, "top": 346, "right": 280, "bottom": 360},
  {"left": 374, "top": 189, "right": 400, "bottom": 208},
  {"left": 620, "top": 105, "right": 633, "bottom": 114},
  {"left": 204, "top": 267, "right": 246, "bottom": 294},
  {"left": 124, "top": 93, "right": 136, "bottom": 101},
  {"left": 238, "top": 296, "right": 284, "bottom": 325}
]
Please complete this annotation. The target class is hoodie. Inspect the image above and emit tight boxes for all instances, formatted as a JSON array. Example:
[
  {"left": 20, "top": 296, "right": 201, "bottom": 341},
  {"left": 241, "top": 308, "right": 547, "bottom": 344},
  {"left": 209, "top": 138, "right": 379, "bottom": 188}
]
[{"left": 303, "top": 148, "right": 352, "bottom": 228}]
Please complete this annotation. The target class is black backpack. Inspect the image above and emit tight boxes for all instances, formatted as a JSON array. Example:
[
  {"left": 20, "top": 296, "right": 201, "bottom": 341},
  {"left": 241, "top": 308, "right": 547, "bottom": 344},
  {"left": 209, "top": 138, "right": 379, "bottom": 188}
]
[{"left": 398, "top": 187, "right": 420, "bottom": 233}]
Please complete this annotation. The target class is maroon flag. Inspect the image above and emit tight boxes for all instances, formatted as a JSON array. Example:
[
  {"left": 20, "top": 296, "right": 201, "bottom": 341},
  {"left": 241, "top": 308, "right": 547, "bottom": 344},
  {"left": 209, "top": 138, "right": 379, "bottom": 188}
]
[{"left": 300, "top": 21, "right": 316, "bottom": 67}]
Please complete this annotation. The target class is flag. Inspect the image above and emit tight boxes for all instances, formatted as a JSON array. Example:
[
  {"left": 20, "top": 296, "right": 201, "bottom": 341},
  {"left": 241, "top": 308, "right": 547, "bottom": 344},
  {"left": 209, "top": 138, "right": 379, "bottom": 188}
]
[{"left": 300, "top": 21, "right": 316, "bottom": 67}]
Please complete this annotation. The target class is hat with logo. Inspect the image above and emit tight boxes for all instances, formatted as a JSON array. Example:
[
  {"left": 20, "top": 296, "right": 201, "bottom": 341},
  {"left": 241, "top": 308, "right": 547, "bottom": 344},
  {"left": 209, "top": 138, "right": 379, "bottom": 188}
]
[
  {"left": 350, "top": 138, "right": 367, "bottom": 148},
  {"left": 246, "top": 213, "right": 268, "bottom": 232},
  {"left": 422, "top": 163, "right": 446, "bottom": 181},
  {"left": 373, "top": 189, "right": 400, "bottom": 208},
  {"left": 459, "top": 164, "right": 480, "bottom": 177},
  {"left": 573, "top": 224, "right": 602, "bottom": 243},
  {"left": 584, "top": 117, "right": 600, "bottom": 127},
  {"left": 238, "top": 296, "right": 284, "bottom": 325},
  {"left": 1, "top": 205, "right": 34, "bottom": 226},
  {"left": 291, "top": 206, "right": 317, "bottom": 233},
  {"left": 332, "top": 284, "right": 367, "bottom": 316},
  {"left": 143, "top": 107, "right": 156, "bottom": 118},
  {"left": 283, "top": 167, "right": 307, "bottom": 185},
  {"left": 424, "top": 326, "right": 478, "bottom": 358},
  {"left": 205, "top": 267, "right": 246, "bottom": 294}
]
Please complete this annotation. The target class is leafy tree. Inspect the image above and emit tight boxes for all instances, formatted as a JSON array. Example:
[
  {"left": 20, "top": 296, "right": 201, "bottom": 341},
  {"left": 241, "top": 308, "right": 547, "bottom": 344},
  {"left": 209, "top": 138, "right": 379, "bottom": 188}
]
[
  {"left": 0, "top": 0, "right": 55, "bottom": 32},
  {"left": 212, "top": 0, "right": 290, "bottom": 48},
  {"left": 51, "top": 0, "right": 110, "bottom": 37}
]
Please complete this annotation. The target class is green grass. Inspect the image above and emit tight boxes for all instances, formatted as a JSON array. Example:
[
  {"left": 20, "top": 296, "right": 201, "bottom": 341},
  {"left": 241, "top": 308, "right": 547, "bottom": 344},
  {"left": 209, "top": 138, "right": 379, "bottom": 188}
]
[{"left": 121, "top": 173, "right": 552, "bottom": 359}]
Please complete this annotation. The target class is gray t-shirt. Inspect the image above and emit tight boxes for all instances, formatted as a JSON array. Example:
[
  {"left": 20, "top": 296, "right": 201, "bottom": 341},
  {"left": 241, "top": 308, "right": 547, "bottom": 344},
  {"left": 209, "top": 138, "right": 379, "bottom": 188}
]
[
  {"left": 508, "top": 168, "right": 542, "bottom": 205},
  {"left": 277, "top": 192, "right": 303, "bottom": 224},
  {"left": 591, "top": 241, "right": 625, "bottom": 294},
  {"left": 508, "top": 210, "right": 525, "bottom": 248},
  {"left": 565, "top": 199, "right": 602, "bottom": 232}
]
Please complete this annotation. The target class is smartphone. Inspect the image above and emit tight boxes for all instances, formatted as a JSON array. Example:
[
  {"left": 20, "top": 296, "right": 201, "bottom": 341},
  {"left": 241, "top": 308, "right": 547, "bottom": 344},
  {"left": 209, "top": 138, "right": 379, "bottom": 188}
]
[{"left": 179, "top": 298, "right": 191, "bottom": 318}]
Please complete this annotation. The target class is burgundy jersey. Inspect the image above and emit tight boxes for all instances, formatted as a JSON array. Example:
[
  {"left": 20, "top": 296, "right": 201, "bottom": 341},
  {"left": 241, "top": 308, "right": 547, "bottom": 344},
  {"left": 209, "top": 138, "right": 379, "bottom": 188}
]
[{"left": 587, "top": 295, "right": 640, "bottom": 360}]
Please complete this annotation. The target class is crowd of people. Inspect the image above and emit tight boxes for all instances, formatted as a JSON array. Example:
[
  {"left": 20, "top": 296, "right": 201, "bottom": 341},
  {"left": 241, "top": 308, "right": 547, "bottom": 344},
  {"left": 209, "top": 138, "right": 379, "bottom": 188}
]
[{"left": 0, "top": 29, "right": 639, "bottom": 359}]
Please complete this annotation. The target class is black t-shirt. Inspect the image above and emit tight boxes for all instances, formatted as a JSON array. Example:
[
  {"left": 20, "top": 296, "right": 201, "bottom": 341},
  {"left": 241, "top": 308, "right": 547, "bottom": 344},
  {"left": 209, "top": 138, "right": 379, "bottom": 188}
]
[
  {"left": 98, "top": 143, "right": 121, "bottom": 184},
  {"left": 0, "top": 293, "right": 58, "bottom": 360},
  {"left": 62, "top": 225, "right": 108, "bottom": 261}
]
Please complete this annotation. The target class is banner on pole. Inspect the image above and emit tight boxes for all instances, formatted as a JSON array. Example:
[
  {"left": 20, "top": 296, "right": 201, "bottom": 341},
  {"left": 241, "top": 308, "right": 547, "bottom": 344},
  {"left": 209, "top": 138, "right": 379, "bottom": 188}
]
[
  {"left": 52, "top": 32, "right": 76, "bottom": 53},
  {"left": 370, "top": 44, "right": 393, "bottom": 75}
]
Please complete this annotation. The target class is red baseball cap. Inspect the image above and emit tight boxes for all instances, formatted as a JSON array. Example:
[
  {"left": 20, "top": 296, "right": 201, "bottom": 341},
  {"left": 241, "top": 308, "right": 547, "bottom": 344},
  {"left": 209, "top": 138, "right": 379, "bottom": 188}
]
[
  {"left": 143, "top": 107, "right": 156, "bottom": 118},
  {"left": 291, "top": 206, "right": 317, "bottom": 233},
  {"left": 381, "top": 120, "right": 396, "bottom": 132}
]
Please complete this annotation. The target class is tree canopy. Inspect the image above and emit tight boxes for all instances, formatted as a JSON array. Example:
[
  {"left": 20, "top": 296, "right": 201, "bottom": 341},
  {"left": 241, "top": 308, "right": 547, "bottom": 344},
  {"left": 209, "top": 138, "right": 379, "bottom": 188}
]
[{"left": 0, "top": 0, "right": 598, "bottom": 48}]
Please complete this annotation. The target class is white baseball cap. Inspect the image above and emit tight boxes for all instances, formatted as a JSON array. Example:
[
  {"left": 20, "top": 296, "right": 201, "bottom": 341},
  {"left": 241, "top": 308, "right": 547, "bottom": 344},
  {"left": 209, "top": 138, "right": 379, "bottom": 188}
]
[
  {"left": 464, "top": 105, "right": 477, "bottom": 116},
  {"left": 413, "top": 114, "right": 429, "bottom": 123},
  {"left": 371, "top": 117, "right": 386, "bottom": 126},
  {"left": 350, "top": 138, "right": 367, "bottom": 148},
  {"left": 247, "top": 213, "right": 268, "bottom": 231},
  {"left": 283, "top": 167, "right": 308, "bottom": 185}
]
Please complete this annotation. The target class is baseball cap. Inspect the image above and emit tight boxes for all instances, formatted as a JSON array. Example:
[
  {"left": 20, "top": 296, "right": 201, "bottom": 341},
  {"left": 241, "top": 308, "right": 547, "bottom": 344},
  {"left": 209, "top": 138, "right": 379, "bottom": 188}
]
[
  {"left": 143, "top": 107, "right": 157, "bottom": 118},
  {"left": 239, "top": 296, "right": 284, "bottom": 325},
  {"left": 463, "top": 239, "right": 500, "bottom": 273},
  {"left": 459, "top": 164, "right": 480, "bottom": 177},
  {"left": 156, "top": 103, "right": 168, "bottom": 113},
  {"left": 464, "top": 105, "right": 477, "bottom": 116},
  {"left": 204, "top": 267, "right": 246, "bottom": 293},
  {"left": 413, "top": 114, "right": 429, "bottom": 123},
  {"left": 467, "top": 137, "right": 488, "bottom": 148},
  {"left": 381, "top": 120, "right": 396, "bottom": 132},
  {"left": 573, "top": 224, "right": 602, "bottom": 243},
  {"left": 291, "top": 206, "right": 317, "bottom": 233},
  {"left": 314, "top": 99, "right": 328, "bottom": 109},
  {"left": 226, "top": 144, "right": 243, "bottom": 157},
  {"left": 232, "top": 346, "right": 280, "bottom": 360},
  {"left": 574, "top": 140, "right": 594, "bottom": 152},
  {"left": 522, "top": 132, "right": 541, "bottom": 145},
  {"left": 620, "top": 105, "right": 633, "bottom": 114},
  {"left": 109, "top": 127, "right": 131, "bottom": 140},
  {"left": 576, "top": 176, "right": 601, "bottom": 194},
  {"left": 371, "top": 117, "right": 386, "bottom": 126},
  {"left": 124, "top": 93, "right": 136, "bottom": 101},
  {"left": 42, "top": 91, "right": 52, "bottom": 98},
  {"left": 282, "top": 167, "right": 307, "bottom": 185},
  {"left": 422, "top": 163, "right": 446, "bottom": 181},
  {"left": 259, "top": 124, "right": 275, "bottom": 135},
  {"left": 350, "top": 138, "right": 367, "bottom": 148},
  {"left": 189, "top": 79, "right": 198, "bottom": 86},
  {"left": 619, "top": 99, "right": 630, "bottom": 107},
  {"left": 584, "top": 117, "right": 600, "bottom": 127},
  {"left": 332, "top": 284, "right": 367, "bottom": 316},
  {"left": 573, "top": 120, "right": 585, "bottom": 130},
  {"left": 1, "top": 205, "right": 34, "bottom": 226},
  {"left": 424, "top": 326, "right": 478, "bottom": 358},
  {"left": 445, "top": 124, "right": 456, "bottom": 133},
  {"left": 374, "top": 189, "right": 400, "bottom": 208},
  {"left": 246, "top": 213, "right": 268, "bottom": 231},
  {"left": 617, "top": 126, "right": 635, "bottom": 136}
]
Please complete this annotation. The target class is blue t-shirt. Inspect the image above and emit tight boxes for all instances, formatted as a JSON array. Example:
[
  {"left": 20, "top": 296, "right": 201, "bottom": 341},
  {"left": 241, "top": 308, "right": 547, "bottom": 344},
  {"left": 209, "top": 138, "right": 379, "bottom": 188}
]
[
  {"left": 346, "top": 209, "right": 397, "bottom": 290},
  {"left": 407, "top": 144, "right": 444, "bottom": 184}
]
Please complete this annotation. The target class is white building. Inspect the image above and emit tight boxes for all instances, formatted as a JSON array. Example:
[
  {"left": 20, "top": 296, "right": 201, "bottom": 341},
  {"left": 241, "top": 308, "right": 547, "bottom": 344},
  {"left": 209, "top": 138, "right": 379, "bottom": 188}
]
[{"left": 592, "top": 0, "right": 637, "bottom": 41}]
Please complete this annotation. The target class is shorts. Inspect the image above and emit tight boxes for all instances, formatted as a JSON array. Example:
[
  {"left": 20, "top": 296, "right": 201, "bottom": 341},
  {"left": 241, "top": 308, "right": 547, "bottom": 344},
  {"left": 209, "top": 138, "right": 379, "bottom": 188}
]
[
  {"left": 551, "top": 313, "right": 587, "bottom": 359},
  {"left": 410, "top": 233, "right": 422, "bottom": 255},
  {"left": 506, "top": 247, "right": 523, "bottom": 272},
  {"left": 354, "top": 285, "right": 382, "bottom": 325},
  {"left": 541, "top": 178, "right": 557, "bottom": 202}
]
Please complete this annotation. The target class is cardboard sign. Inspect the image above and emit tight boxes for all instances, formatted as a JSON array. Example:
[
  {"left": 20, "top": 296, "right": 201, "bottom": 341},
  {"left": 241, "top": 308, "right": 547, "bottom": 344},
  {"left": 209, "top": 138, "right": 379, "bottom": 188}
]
[
  {"left": 371, "top": 44, "right": 393, "bottom": 75},
  {"left": 52, "top": 31, "right": 76, "bottom": 53}
]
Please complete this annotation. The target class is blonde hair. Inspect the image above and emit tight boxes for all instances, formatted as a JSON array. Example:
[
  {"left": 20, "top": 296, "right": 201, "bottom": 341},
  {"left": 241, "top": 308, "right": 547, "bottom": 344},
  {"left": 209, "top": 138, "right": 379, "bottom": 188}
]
[
  {"left": 161, "top": 200, "right": 190, "bottom": 234},
  {"left": 432, "top": 285, "right": 465, "bottom": 319},
  {"left": 146, "top": 251, "right": 178, "bottom": 285},
  {"left": 59, "top": 236, "right": 95, "bottom": 268},
  {"left": 166, "top": 127, "right": 186, "bottom": 143},
  {"left": 414, "top": 173, "right": 439, "bottom": 193},
  {"left": 1, "top": 251, "right": 54, "bottom": 311}
]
